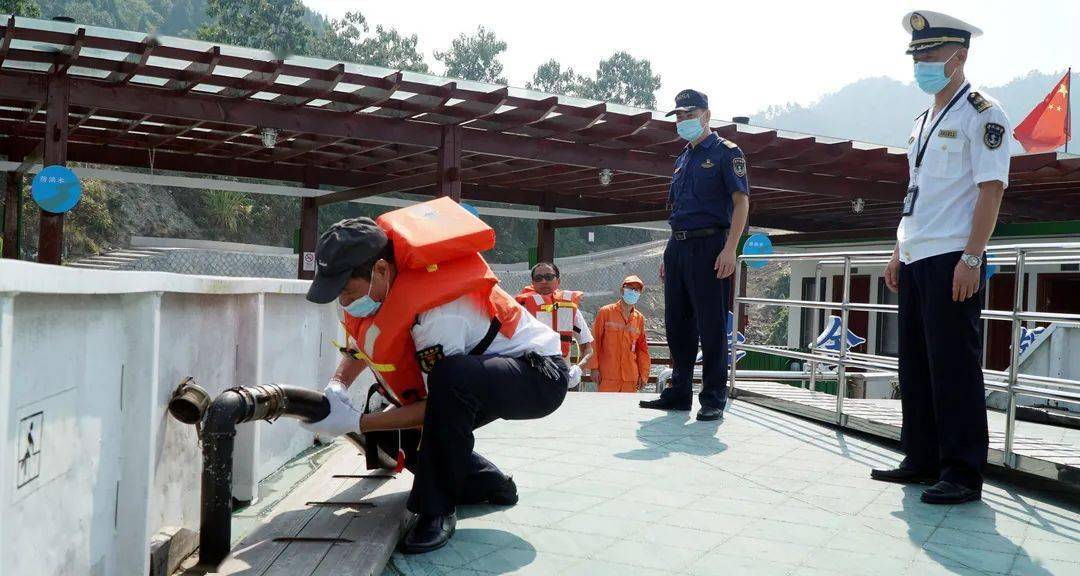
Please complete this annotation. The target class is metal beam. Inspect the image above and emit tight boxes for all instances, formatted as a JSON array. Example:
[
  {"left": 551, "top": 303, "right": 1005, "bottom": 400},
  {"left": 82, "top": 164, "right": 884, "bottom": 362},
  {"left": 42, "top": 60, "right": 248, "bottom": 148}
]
[
  {"left": 2, "top": 155, "right": 22, "bottom": 259},
  {"left": 550, "top": 209, "right": 670, "bottom": 229},
  {"left": 0, "top": 73, "right": 675, "bottom": 177},
  {"left": 437, "top": 124, "right": 462, "bottom": 201},
  {"left": 38, "top": 73, "right": 68, "bottom": 265},
  {"left": 298, "top": 169, "right": 319, "bottom": 280},
  {"left": 536, "top": 192, "right": 555, "bottom": 263}
]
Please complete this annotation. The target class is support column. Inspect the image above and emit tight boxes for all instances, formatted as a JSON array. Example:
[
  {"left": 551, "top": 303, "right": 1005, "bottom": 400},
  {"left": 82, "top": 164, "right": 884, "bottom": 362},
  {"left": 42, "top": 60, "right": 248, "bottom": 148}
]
[
  {"left": 2, "top": 163, "right": 22, "bottom": 259},
  {"left": 37, "top": 73, "right": 69, "bottom": 265},
  {"left": 437, "top": 124, "right": 462, "bottom": 202},
  {"left": 297, "top": 170, "right": 319, "bottom": 280},
  {"left": 536, "top": 192, "right": 555, "bottom": 264}
]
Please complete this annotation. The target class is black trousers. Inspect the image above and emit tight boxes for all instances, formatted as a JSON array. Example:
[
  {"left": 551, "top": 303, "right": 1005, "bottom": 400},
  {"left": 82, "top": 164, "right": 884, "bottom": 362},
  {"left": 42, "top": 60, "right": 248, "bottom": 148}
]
[
  {"left": 662, "top": 231, "right": 731, "bottom": 409},
  {"left": 406, "top": 354, "right": 568, "bottom": 515},
  {"left": 898, "top": 251, "right": 988, "bottom": 489}
]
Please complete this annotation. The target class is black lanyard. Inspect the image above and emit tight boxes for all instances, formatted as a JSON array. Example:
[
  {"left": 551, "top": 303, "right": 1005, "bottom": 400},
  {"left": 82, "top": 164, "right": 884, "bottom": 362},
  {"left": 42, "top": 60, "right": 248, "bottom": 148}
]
[{"left": 913, "top": 83, "right": 970, "bottom": 173}]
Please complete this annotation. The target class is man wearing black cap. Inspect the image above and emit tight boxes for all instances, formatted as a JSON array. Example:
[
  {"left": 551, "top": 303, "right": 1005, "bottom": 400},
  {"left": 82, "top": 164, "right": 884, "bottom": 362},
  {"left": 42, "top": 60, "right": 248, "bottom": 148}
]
[
  {"left": 639, "top": 89, "right": 750, "bottom": 421},
  {"left": 871, "top": 10, "right": 1011, "bottom": 505},
  {"left": 300, "top": 214, "right": 570, "bottom": 553}
]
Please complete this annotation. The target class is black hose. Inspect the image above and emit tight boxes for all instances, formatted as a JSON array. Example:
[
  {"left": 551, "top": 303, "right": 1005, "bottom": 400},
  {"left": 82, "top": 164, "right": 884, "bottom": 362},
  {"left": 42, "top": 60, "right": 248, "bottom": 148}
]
[{"left": 168, "top": 382, "right": 364, "bottom": 570}]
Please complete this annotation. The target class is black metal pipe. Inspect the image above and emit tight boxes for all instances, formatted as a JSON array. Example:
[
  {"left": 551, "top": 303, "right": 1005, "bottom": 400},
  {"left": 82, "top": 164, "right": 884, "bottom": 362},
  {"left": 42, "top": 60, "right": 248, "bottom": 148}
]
[{"left": 168, "top": 382, "right": 364, "bottom": 570}]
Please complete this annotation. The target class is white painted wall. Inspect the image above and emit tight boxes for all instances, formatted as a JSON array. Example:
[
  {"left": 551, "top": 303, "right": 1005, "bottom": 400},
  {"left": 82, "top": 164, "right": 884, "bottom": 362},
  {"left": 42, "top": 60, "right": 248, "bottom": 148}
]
[{"left": 0, "top": 260, "right": 349, "bottom": 576}]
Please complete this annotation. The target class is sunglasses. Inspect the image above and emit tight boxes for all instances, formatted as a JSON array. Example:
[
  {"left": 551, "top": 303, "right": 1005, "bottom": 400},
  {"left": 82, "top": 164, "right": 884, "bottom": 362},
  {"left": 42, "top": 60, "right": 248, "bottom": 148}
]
[{"left": 532, "top": 273, "right": 557, "bottom": 282}]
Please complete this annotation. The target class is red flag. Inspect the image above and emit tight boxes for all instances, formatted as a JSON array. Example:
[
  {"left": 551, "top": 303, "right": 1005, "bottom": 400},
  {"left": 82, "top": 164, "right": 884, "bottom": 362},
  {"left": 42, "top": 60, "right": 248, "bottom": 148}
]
[{"left": 1013, "top": 69, "right": 1071, "bottom": 153}]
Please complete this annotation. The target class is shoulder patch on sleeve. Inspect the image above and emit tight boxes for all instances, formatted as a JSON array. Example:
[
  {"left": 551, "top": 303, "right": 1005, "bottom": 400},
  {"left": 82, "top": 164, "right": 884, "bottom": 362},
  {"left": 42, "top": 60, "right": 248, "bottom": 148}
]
[
  {"left": 722, "top": 138, "right": 739, "bottom": 149},
  {"left": 967, "top": 92, "right": 992, "bottom": 113},
  {"left": 416, "top": 344, "right": 444, "bottom": 374},
  {"left": 983, "top": 122, "right": 1005, "bottom": 149},
  {"left": 732, "top": 156, "right": 747, "bottom": 178}
]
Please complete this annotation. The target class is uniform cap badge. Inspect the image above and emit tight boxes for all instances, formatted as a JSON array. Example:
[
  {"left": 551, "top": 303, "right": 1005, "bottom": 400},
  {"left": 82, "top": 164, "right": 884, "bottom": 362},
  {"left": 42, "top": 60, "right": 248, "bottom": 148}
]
[{"left": 910, "top": 12, "right": 926, "bottom": 31}]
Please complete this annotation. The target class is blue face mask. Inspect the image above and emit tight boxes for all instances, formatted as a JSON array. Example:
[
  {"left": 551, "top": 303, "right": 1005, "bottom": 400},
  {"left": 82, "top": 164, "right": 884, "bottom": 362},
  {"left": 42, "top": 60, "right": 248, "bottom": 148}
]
[
  {"left": 676, "top": 118, "right": 705, "bottom": 141},
  {"left": 914, "top": 50, "right": 959, "bottom": 95},
  {"left": 622, "top": 288, "right": 641, "bottom": 306},
  {"left": 343, "top": 274, "right": 383, "bottom": 318}
]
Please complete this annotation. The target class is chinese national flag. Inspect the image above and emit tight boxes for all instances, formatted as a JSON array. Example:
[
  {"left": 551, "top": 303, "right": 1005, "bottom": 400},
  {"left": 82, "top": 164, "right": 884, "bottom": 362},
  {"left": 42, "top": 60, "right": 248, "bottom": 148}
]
[{"left": 1013, "top": 69, "right": 1071, "bottom": 153}]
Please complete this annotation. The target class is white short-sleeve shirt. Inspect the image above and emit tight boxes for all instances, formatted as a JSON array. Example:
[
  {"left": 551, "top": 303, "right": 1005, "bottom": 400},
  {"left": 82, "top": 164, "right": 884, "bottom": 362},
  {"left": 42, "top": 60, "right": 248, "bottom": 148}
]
[
  {"left": 411, "top": 295, "right": 562, "bottom": 362},
  {"left": 896, "top": 83, "right": 1012, "bottom": 264}
]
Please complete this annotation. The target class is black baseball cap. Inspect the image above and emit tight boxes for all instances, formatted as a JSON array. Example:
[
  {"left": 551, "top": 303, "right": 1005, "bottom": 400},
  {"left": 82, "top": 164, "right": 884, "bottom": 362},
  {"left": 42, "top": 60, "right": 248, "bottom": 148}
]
[
  {"left": 305, "top": 217, "right": 388, "bottom": 304},
  {"left": 665, "top": 89, "right": 708, "bottom": 117}
]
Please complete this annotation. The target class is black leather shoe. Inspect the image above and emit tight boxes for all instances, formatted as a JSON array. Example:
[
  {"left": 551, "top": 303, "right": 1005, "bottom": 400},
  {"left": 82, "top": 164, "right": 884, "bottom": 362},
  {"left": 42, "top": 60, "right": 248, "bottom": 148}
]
[
  {"left": 639, "top": 398, "right": 691, "bottom": 411},
  {"left": 696, "top": 407, "right": 723, "bottom": 421},
  {"left": 400, "top": 512, "right": 456, "bottom": 554},
  {"left": 487, "top": 476, "right": 519, "bottom": 506},
  {"left": 920, "top": 481, "right": 981, "bottom": 505},
  {"left": 870, "top": 467, "right": 938, "bottom": 485}
]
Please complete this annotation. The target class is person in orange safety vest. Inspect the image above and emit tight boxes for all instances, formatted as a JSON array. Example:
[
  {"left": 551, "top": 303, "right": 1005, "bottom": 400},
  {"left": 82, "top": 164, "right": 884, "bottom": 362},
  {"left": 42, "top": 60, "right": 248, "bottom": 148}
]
[
  {"left": 516, "top": 262, "right": 594, "bottom": 387},
  {"left": 300, "top": 199, "right": 569, "bottom": 555},
  {"left": 586, "top": 275, "right": 652, "bottom": 392}
]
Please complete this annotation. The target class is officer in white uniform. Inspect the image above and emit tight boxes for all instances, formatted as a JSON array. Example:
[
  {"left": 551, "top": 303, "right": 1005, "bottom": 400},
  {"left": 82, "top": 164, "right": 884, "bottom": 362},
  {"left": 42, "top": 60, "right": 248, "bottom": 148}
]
[
  {"left": 300, "top": 218, "right": 569, "bottom": 553},
  {"left": 871, "top": 10, "right": 1011, "bottom": 505}
]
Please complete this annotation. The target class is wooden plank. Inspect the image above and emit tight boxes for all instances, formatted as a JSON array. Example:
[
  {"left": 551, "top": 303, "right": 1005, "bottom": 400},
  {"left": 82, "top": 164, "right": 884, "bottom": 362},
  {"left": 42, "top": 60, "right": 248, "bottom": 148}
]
[
  {"left": 309, "top": 476, "right": 413, "bottom": 576},
  {"left": 176, "top": 442, "right": 365, "bottom": 575}
]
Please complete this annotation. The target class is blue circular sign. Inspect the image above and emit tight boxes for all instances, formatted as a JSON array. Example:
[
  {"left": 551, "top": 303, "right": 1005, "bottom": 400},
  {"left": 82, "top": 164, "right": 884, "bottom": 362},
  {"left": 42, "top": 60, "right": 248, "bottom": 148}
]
[
  {"left": 31, "top": 165, "right": 82, "bottom": 214},
  {"left": 743, "top": 233, "right": 773, "bottom": 269}
]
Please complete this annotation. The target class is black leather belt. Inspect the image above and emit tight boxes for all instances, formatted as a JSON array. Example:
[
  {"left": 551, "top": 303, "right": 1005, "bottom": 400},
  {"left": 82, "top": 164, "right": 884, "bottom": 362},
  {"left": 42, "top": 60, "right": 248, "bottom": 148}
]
[{"left": 673, "top": 226, "right": 725, "bottom": 241}]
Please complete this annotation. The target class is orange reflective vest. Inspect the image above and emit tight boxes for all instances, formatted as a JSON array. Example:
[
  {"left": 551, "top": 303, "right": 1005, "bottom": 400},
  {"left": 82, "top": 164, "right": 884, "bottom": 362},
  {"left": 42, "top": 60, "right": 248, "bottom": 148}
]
[
  {"left": 516, "top": 286, "right": 583, "bottom": 358},
  {"left": 342, "top": 198, "right": 522, "bottom": 407}
]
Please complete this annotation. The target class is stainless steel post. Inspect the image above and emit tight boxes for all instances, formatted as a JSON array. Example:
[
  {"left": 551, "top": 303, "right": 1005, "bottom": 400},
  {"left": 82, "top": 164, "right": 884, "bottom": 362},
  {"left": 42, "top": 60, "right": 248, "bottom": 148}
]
[
  {"left": 730, "top": 257, "right": 743, "bottom": 397},
  {"left": 808, "top": 263, "right": 823, "bottom": 391},
  {"left": 1003, "top": 249, "right": 1026, "bottom": 468},
  {"left": 835, "top": 256, "right": 852, "bottom": 424}
]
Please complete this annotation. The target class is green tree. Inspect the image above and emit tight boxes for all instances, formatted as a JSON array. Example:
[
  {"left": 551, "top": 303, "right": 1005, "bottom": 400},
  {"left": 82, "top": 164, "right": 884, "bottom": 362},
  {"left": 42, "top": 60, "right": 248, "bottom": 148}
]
[
  {"left": 196, "top": 0, "right": 313, "bottom": 59},
  {"left": 578, "top": 51, "right": 662, "bottom": 108},
  {"left": 526, "top": 59, "right": 583, "bottom": 94},
  {"left": 434, "top": 25, "right": 506, "bottom": 84},
  {"left": 311, "top": 11, "right": 428, "bottom": 72},
  {"left": 0, "top": 0, "right": 42, "bottom": 17}
]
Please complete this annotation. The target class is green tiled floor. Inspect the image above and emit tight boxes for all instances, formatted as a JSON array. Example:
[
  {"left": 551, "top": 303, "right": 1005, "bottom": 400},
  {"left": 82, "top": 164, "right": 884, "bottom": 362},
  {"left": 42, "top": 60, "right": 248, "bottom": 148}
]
[{"left": 382, "top": 394, "right": 1080, "bottom": 575}]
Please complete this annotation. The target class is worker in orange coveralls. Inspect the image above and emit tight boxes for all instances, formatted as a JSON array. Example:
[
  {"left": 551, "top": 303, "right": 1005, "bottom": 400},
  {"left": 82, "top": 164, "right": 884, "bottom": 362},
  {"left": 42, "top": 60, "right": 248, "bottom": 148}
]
[{"left": 587, "top": 275, "right": 652, "bottom": 392}]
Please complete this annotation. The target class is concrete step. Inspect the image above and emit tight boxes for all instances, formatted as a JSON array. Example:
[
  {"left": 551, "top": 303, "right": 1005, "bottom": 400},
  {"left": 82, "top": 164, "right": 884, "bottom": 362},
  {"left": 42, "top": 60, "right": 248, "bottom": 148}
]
[{"left": 67, "top": 261, "right": 121, "bottom": 270}]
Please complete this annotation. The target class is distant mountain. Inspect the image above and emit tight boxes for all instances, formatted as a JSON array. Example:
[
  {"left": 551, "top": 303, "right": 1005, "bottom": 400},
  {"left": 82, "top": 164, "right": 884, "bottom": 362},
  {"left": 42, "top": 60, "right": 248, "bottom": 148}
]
[{"left": 755, "top": 71, "right": 1078, "bottom": 150}]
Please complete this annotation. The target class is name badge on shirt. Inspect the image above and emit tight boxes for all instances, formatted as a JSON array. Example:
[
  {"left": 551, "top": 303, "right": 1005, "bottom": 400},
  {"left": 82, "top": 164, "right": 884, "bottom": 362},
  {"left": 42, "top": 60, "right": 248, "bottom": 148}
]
[{"left": 902, "top": 185, "right": 918, "bottom": 217}]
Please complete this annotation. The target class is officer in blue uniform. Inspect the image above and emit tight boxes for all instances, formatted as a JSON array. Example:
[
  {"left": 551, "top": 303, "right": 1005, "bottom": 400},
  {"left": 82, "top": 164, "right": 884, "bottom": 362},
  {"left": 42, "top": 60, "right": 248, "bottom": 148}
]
[{"left": 640, "top": 89, "right": 750, "bottom": 421}]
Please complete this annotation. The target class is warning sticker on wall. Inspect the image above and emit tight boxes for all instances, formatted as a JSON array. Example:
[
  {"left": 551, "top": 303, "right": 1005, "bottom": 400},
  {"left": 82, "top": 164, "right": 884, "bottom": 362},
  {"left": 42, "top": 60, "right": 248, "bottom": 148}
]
[
  {"left": 17, "top": 411, "right": 43, "bottom": 489},
  {"left": 303, "top": 251, "right": 316, "bottom": 272}
]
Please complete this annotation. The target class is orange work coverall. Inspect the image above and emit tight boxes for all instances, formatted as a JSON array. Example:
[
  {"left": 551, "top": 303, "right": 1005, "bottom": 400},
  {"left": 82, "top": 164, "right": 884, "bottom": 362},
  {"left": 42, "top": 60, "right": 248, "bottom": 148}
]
[{"left": 587, "top": 302, "right": 651, "bottom": 392}]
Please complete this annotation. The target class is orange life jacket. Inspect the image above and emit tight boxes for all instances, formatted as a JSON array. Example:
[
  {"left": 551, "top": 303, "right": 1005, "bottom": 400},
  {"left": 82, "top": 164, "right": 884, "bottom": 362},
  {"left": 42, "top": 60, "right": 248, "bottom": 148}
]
[
  {"left": 516, "top": 286, "right": 583, "bottom": 358},
  {"left": 342, "top": 198, "right": 522, "bottom": 407}
]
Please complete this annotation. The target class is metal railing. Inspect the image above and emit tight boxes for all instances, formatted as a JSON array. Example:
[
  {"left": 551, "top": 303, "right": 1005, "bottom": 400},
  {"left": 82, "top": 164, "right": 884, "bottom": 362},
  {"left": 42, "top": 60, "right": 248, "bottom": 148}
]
[{"left": 731, "top": 242, "right": 1080, "bottom": 469}]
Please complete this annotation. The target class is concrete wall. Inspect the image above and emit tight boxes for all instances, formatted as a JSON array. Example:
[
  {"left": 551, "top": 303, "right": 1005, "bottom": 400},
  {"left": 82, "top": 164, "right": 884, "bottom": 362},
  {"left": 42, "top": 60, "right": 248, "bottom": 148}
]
[{"left": 0, "top": 260, "right": 348, "bottom": 576}]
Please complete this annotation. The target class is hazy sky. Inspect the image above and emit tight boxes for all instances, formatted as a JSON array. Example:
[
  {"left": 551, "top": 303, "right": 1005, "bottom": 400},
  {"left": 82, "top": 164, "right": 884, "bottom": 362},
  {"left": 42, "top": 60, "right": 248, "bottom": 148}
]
[{"left": 301, "top": 0, "right": 1078, "bottom": 121}]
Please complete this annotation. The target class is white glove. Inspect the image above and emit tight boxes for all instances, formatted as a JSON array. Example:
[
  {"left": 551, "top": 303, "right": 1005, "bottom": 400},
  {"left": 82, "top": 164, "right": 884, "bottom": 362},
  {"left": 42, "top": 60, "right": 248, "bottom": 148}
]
[
  {"left": 324, "top": 380, "right": 349, "bottom": 403},
  {"left": 302, "top": 382, "right": 361, "bottom": 438},
  {"left": 567, "top": 365, "right": 582, "bottom": 389}
]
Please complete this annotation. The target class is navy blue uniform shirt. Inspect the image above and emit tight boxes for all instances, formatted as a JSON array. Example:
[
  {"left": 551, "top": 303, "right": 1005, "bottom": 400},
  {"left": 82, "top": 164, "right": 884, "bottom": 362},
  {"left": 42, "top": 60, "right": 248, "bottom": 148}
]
[{"left": 667, "top": 132, "right": 750, "bottom": 230}]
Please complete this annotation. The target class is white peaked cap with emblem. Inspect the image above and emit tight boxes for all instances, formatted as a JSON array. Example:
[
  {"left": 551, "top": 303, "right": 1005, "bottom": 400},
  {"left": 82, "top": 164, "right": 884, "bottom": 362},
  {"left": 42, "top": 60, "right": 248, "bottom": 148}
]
[{"left": 902, "top": 10, "right": 983, "bottom": 55}]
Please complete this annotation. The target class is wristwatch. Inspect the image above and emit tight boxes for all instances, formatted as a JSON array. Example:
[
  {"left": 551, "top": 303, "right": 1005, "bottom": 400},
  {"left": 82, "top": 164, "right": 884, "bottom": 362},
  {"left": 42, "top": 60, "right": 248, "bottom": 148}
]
[{"left": 960, "top": 253, "right": 982, "bottom": 269}]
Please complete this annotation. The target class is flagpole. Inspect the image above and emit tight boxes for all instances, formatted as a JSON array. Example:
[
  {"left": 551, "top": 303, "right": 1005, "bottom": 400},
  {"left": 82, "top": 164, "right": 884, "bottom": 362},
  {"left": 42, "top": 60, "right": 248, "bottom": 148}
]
[{"left": 1067, "top": 67, "right": 1072, "bottom": 154}]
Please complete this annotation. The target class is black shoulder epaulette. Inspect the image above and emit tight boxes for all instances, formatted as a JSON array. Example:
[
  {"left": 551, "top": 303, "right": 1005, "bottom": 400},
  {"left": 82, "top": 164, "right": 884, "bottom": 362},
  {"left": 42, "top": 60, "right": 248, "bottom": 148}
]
[{"left": 967, "top": 91, "right": 992, "bottom": 113}]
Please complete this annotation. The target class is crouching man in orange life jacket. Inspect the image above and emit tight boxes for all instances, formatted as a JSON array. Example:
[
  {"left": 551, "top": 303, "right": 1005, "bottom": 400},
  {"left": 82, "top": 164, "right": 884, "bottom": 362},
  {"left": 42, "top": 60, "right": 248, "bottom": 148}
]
[
  {"left": 300, "top": 201, "right": 568, "bottom": 554},
  {"left": 516, "top": 262, "right": 594, "bottom": 389}
]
